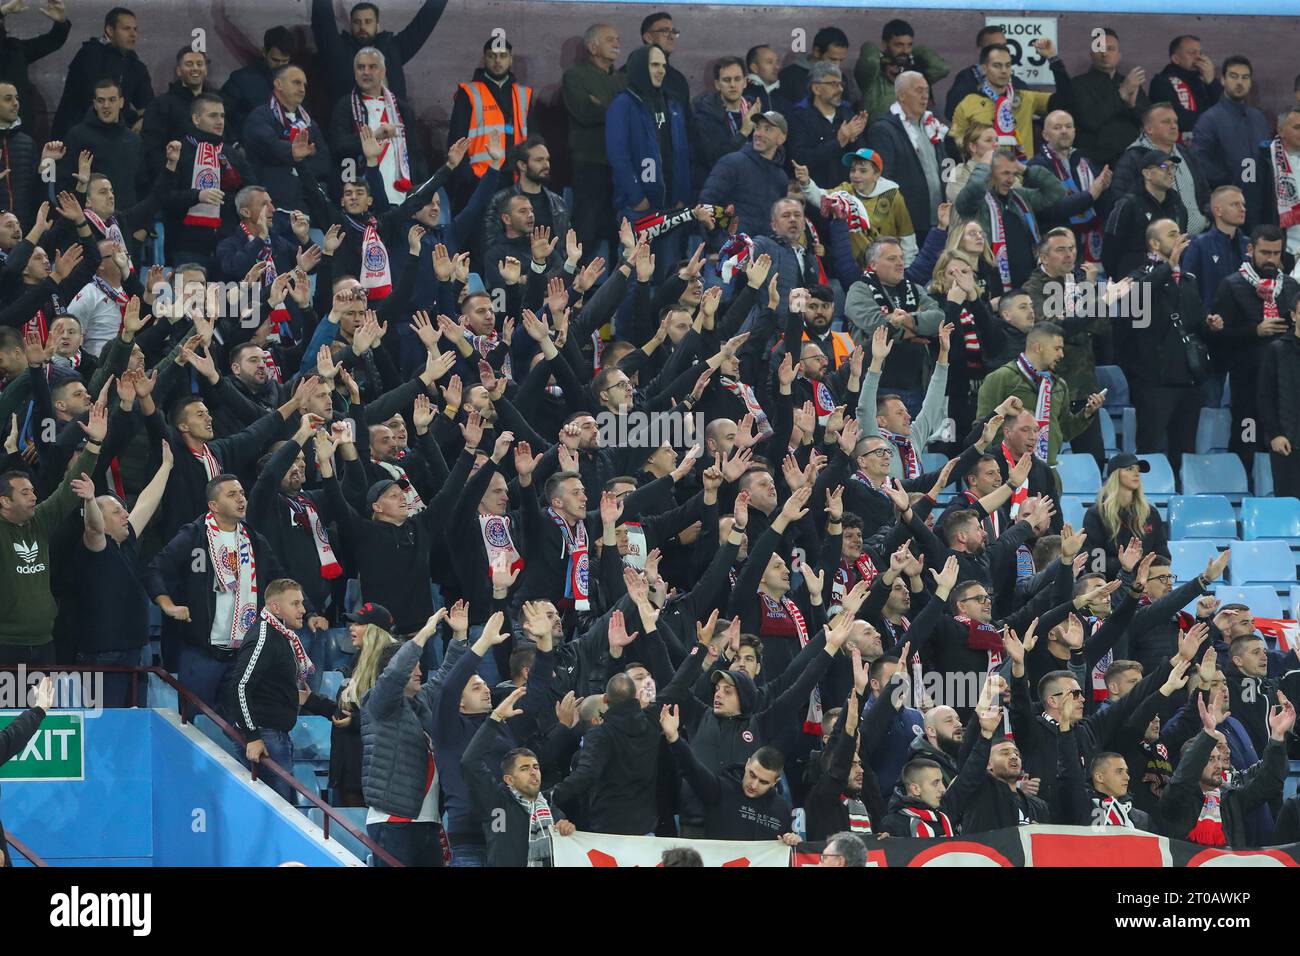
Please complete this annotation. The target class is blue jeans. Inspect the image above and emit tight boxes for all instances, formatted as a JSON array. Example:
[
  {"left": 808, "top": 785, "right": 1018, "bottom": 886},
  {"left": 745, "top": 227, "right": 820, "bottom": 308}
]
[
  {"left": 448, "top": 838, "right": 487, "bottom": 867},
  {"left": 367, "top": 821, "right": 445, "bottom": 867},
  {"left": 247, "top": 728, "right": 295, "bottom": 804},
  {"left": 76, "top": 646, "right": 150, "bottom": 708},
  {"left": 177, "top": 642, "right": 234, "bottom": 713}
]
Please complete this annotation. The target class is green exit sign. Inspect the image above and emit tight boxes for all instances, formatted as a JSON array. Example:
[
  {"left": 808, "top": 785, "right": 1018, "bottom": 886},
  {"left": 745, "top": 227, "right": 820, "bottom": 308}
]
[{"left": 0, "top": 712, "right": 84, "bottom": 781}]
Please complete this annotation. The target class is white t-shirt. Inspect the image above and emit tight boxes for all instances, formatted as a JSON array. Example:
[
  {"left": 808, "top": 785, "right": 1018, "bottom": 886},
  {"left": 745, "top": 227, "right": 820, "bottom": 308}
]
[
  {"left": 67, "top": 280, "right": 124, "bottom": 360},
  {"left": 209, "top": 529, "right": 238, "bottom": 648}
]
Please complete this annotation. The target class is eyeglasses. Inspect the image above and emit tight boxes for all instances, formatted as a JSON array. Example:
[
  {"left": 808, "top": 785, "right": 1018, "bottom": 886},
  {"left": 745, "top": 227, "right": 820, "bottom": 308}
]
[
  {"left": 960, "top": 593, "right": 992, "bottom": 604},
  {"left": 1050, "top": 689, "right": 1085, "bottom": 700},
  {"left": 1148, "top": 573, "right": 1175, "bottom": 584},
  {"left": 815, "top": 80, "right": 845, "bottom": 88},
  {"left": 650, "top": 27, "right": 681, "bottom": 37},
  {"left": 863, "top": 448, "right": 892, "bottom": 458}
]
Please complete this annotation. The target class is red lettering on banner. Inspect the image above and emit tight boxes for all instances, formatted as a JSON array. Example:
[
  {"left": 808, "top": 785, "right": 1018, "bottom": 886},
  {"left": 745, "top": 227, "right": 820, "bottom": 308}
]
[
  {"left": 1029, "top": 831, "right": 1166, "bottom": 867},
  {"left": 907, "top": 842, "right": 1013, "bottom": 866},
  {"left": 588, "top": 849, "right": 619, "bottom": 867},
  {"left": 793, "top": 851, "right": 822, "bottom": 867},
  {"left": 1187, "top": 848, "right": 1299, "bottom": 867}
]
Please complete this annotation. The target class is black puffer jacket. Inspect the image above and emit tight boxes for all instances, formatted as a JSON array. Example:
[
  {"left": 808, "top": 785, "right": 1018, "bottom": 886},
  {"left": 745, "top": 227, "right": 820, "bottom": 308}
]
[
  {"left": 52, "top": 37, "right": 154, "bottom": 138},
  {"left": 0, "top": 123, "right": 38, "bottom": 228},
  {"left": 361, "top": 637, "right": 468, "bottom": 819},
  {"left": 1258, "top": 335, "right": 1300, "bottom": 447},
  {"left": 60, "top": 114, "right": 146, "bottom": 211},
  {"left": 1159, "top": 731, "right": 1287, "bottom": 848}
]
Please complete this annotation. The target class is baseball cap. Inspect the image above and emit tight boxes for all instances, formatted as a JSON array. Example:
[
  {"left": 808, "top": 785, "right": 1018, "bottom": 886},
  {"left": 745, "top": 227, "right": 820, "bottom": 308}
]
[
  {"left": 753, "top": 110, "right": 788, "bottom": 135},
  {"left": 1104, "top": 452, "right": 1151, "bottom": 478},
  {"left": 344, "top": 602, "right": 395, "bottom": 630},
  {"left": 365, "top": 477, "right": 409, "bottom": 508},
  {"left": 843, "top": 147, "right": 884, "bottom": 172},
  {"left": 1137, "top": 147, "right": 1181, "bottom": 169}
]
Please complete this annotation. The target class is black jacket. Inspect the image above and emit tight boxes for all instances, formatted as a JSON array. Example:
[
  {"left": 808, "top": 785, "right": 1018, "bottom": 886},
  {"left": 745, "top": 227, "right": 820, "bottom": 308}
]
[
  {"left": 879, "top": 729, "right": 1000, "bottom": 835},
  {"left": 223, "top": 614, "right": 334, "bottom": 740},
  {"left": 1069, "top": 68, "right": 1150, "bottom": 170},
  {"left": 1149, "top": 65, "right": 1222, "bottom": 139},
  {"left": 220, "top": 62, "right": 275, "bottom": 148},
  {"left": 1209, "top": 271, "right": 1300, "bottom": 376},
  {"left": 243, "top": 100, "right": 333, "bottom": 215},
  {"left": 866, "top": 112, "right": 946, "bottom": 234},
  {"left": 52, "top": 37, "right": 154, "bottom": 138},
  {"left": 671, "top": 736, "right": 793, "bottom": 840},
  {"left": 1102, "top": 187, "right": 1188, "bottom": 281},
  {"left": 0, "top": 16, "right": 69, "bottom": 116},
  {"left": 310, "top": 0, "right": 449, "bottom": 107},
  {"left": 1110, "top": 142, "right": 1210, "bottom": 222},
  {"left": 0, "top": 123, "right": 38, "bottom": 229},
  {"left": 1159, "top": 731, "right": 1286, "bottom": 847},
  {"left": 0, "top": 704, "right": 45, "bottom": 867},
  {"left": 60, "top": 114, "right": 146, "bottom": 212},
  {"left": 1258, "top": 335, "right": 1300, "bottom": 447},
  {"left": 162, "top": 132, "right": 255, "bottom": 260},
  {"left": 690, "top": 91, "right": 750, "bottom": 184},
  {"left": 144, "top": 517, "right": 288, "bottom": 651},
  {"left": 141, "top": 80, "right": 217, "bottom": 179},
  {"left": 787, "top": 100, "right": 868, "bottom": 197},
  {"left": 1118, "top": 260, "right": 1206, "bottom": 388},
  {"left": 550, "top": 696, "right": 661, "bottom": 835}
]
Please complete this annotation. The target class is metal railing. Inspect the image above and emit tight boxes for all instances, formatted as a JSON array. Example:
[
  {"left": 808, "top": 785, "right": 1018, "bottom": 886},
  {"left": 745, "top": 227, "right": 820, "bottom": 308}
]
[
  {"left": 0, "top": 663, "right": 402, "bottom": 867},
  {"left": 5, "top": 832, "right": 47, "bottom": 866}
]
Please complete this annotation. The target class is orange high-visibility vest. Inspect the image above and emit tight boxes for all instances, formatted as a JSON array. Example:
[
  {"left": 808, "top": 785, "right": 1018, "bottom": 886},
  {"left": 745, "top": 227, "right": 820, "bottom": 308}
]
[
  {"left": 459, "top": 81, "right": 533, "bottom": 177},
  {"left": 803, "top": 329, "right": 855, "bottom": 368}
]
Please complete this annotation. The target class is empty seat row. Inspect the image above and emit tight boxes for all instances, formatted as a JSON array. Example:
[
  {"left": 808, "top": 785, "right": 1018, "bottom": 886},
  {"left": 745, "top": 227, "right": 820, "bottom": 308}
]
[
  {"left": 1170, "top": 497, "right": 1300, "bottom": 545},
  {"left": 1169, "top": 539, "right": 1298, "bottom": 588},
  {"left": 1057, "top": 453, "right": 1272, "bottom": 505}
]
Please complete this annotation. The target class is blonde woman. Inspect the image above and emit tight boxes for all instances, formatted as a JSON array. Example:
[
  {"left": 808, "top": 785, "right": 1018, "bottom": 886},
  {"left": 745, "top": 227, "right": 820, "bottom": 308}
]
[
  {"left": 329, "top": 603, "right": 398, "bottom": 807},
  {"left": 1082, "top": 455, "right": 1170, "bottom": 578},
  {"left": 930, "top": 250, "right": 1005, "bottom": 440},
  {"left": 943, "top": 216, "right": 1005, "bottom": 303},
  {"left": 946, "top": 123, "right": 999, "bottom": 203}
]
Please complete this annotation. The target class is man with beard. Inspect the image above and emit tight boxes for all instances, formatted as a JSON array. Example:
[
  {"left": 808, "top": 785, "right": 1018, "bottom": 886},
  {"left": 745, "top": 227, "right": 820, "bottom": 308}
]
[
  {"left": 854, "top": 20, "right": 949, "bottom": 124},
  {"left": 141, "top": 48, "right": 220, "bottom": 181},
  {"left": 1028, "top": 115, "right": 1113, "bottom": 262},
  {"left": 163, "top": 93, "right": 255, "bottom": 270},
  {"left": 448, "top": 37, "right": 535, "bottom": 211},
  {"left": 250, "top": 424, "right": 346, "bottom": 685},
  {"left": 1160, "top": 692, "right": 1293, "bottom": 847},
  {"left": 1108, "top": 104, "right": 1210, "bottom": 236},
  {"left": 1208, "top": 225, "right": 1298, "bottom": 471},
  {"left": 482, "top": 138, "right": 570, "bottom": 250},
  {"left": 145, "top": 475, "right": 288, "bottom": 708},
  {"left": 311, "top": 0, "right": 448, "bottom": 108},
  {"left": 910, "top": 704, "right": 963, "bottom": 784},
  {"left": 661, "top": 705, "right": 801, "bottom": 844},
  {"left": 787, "top": 62, "right": 869, "bottom": 200}
]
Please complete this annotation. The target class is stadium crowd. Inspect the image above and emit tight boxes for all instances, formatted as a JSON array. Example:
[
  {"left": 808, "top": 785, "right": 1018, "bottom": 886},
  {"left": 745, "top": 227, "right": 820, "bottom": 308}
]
[{"left": 3, "top": 0, "right": 1300, "bottom": 868}]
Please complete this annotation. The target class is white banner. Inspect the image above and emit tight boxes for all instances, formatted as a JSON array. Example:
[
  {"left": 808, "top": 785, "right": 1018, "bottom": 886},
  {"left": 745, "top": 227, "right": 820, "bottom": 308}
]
[
  {"left": 984, "top": 17, "right": 1059, "bottom": 86},
  {"left": 552, "top": 831, "right": 792, "bottom": 868}
]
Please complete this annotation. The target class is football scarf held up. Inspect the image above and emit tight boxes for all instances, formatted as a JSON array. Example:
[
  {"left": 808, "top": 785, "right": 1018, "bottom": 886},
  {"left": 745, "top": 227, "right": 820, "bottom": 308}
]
[
  {"left": 547, "top": 507, "right": 590, "bottom": 611},
  {"left": 1015, "top": 353, "right": 1052, "bottom": 463}
]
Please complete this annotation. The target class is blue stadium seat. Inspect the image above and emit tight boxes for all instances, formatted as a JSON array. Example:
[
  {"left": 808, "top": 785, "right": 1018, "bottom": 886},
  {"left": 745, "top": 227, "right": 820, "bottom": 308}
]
[
  {"left": 1291, "top": 585, "right": 1300, "bottom": 620},
  {"left": 1254, "top": 454, "right": 1274, "bottom": 498},
  {"left": 318, "top": 670, "right": 345, "bottom": 700},
  {"left": 1169, "top": 540, "right": 1221, "bottom": 585},
  {"left": 1096, "top": 365, "right": 1129, "bottom": 406},
  {"left": 1180, "top": 454, "right": 1250, "bottom": 503},
  {"left": 307, "top": 807, "right": 369, "bottom": 864},
  {"left": 1057, "top": 454, "right": 1102, "bottom": 497},
  {"left": 292, "top": 763, "right": 322, "bottom": 807},
  {"left": 1168, "top": 495, "right": 1236, "bottom": 545},
  {"left": 1285, "top": 761, "right": 1300, "bottom": 802},
  {"left": 1229, "top": 540, "right": 1298, "bottom": 587},
  {"left": 1095, "top": 366, "right": 1136, "bottom": 453},
  {"left": 290, "top": 716, "right": 333, "bottom": 762},
  {"left": 1213, "top": 585, "right": 1284, "bottom": 619},
  {"left": 1194, "top": 408, "right": 1231, "bottom": 455},
  {"left": 1060, "top": 496, "right": 1087, "bottom": 529},
  {"left": 1241, "top": 497, "right": 1300, "bottom": 546},
  {"left": 1138, "top": 454, "right": 1176, "bottom": 506},
  {"left": 1098, "top": 412, "right": 1117, "bottom": 456},
  {"left": 922, "top": 452, "right": 946, "bottom": 473}
]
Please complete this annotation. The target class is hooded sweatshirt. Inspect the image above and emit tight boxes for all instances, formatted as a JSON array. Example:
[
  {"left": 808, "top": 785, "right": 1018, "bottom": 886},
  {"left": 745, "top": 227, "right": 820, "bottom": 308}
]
[{"left": 803, "top": 175, "right": 918, "bottom": 266}]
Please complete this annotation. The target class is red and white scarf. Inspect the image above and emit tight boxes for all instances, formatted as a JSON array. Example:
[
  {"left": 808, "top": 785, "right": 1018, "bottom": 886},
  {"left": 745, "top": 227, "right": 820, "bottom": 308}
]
[
  {"left": 258, "top": 606, "right": 316, "bottom": 686},
  {"left": 954, "top": 305, "right": 982, "bottom": 373},
  {"left": 358, "top": 222, "right": 392, "bottom": 300},
  {"left": 955, "top": 613, "right": 1003, "bottom": 669},
  {"left": 269, "top": 93, "right": 312, "bottom": 137},
  {"left": 285, "top": 492, "right": 343, "bottom": 579},
  {"left": 1041, "top": 144, "right": 1102, "bottom": 262},
  {"left": 24, "top": 291, "right": 61, "bottom": 343},
  {"left": 184, "top": 141, "right": 224, "bottom": 229},
  {"left": 759, "top": 591, "right": 818, "bottom": 732},
  {"left": 240, "top": 222, "right": 277, "bottom": 285},
  {"left": 205, "top": 512, "right": 258, "bottom": 648},
  {"left": 372, "top": 458, "right": 425, "bottom": 514},
  {"left": 1238, "top": 261, "right": 1281, "bottom": 320},
  {"left": 719, "top": 376, "right": 773, "bottom": 439},
  {"left": 1000, "top": 441, "right": 1028, "bottom": 517},
  {"left": 831, "top": 552, "right": 878, "bottom": 613},
  {"left": 880, "top": 428, "right": 919, "bottom": 479},
  {"left": 350, "top": 87, "right": 412, "bottom": 193},
  {"left": 83, "top": 208, "right": 132, "bottom": 272},
  {"left": 901, "top": 805, "right": 954, "bottom": 837},
  {"left": 890, "top": 101, "right": 947, "bottom": 147},
  {"left": 985, "top": 190, "right": 1039, "bottom": 287},
  {"left": 1093, "top": 794, "right": 1135, "bottom": 828},
  {"left": 190, "top": 441, "right": 222, "bottom": 481},
  {"left": 808, "top": 376, "right": 836, "bottom": 422},
  {"left": 1269, "top": 138, "right": 1300, "bottom": 230},
  {"left": 979, "top": 76, "right": 1022, "bottom": 158},
  {"left": 1187, "top": 787, "right": 1227, "bottom": 847},
  {"left": 478, "top": 513, "right": 524, "bottom": 581},
  {"left": 840, "top": 792, "right": 873, "bottom": 833},
  {"left": 1168, "top": 76, "right": 1197, "bottom": 114},
  {"left": 547, "top": 507, "right": 589, "bottom": 611},
  {"left": 91, "top": 275, "right": 130, "bottom": 333},
  {"left": 1015, "top": 354, "right": 1052, "bottom": 463}
]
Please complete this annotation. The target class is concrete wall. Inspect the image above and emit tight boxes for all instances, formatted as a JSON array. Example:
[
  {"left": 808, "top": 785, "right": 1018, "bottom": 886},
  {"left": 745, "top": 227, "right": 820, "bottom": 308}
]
[{"left": 11, "top": 1, "right": 1300, "bottom": 188}]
